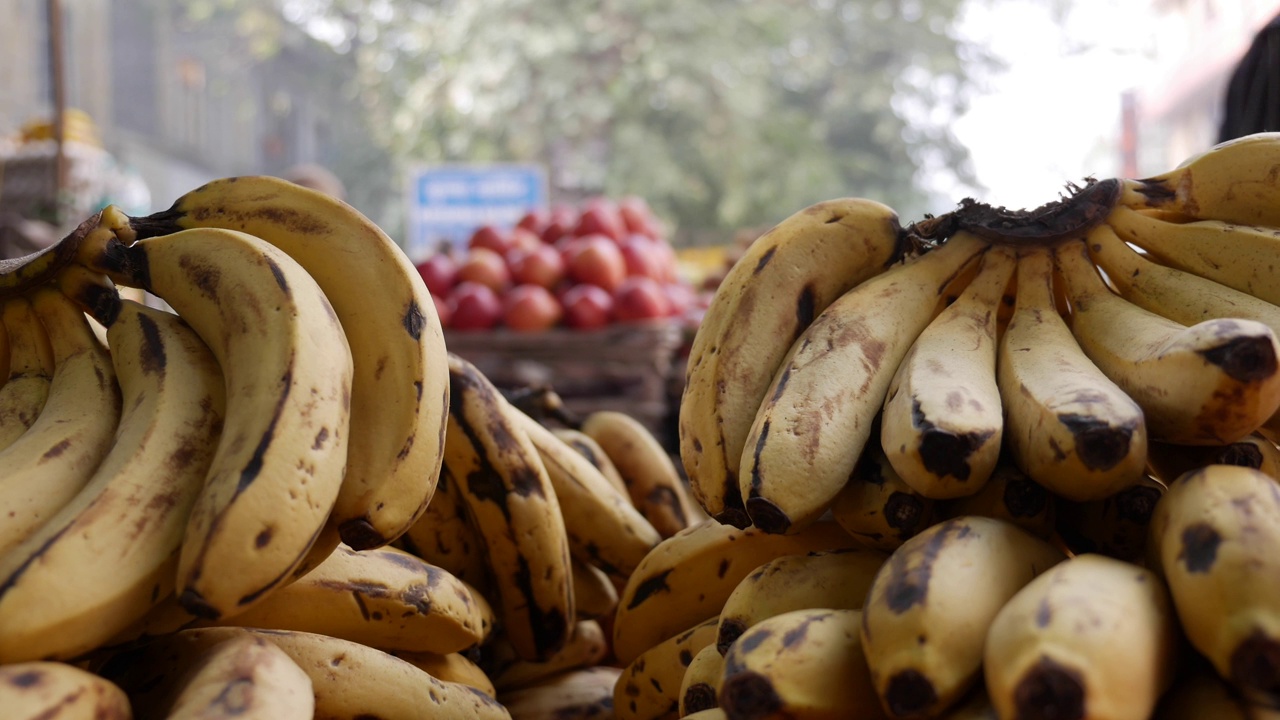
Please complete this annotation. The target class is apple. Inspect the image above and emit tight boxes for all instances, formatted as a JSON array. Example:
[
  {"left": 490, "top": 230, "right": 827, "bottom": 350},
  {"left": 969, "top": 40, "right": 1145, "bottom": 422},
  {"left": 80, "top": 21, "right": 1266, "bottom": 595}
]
[
  {"left": 456, "top": 247, "right": 511, "bottom": 293},
  {"left": 430, "top": 292, "right": 452, "bottom": 328},
  {"left": 618, "top": 195, "right": 658, "bottom": 238},
  {"left": 542, "top": 205, "right": 578, "bottom": 244},
  {"left": 663, "top": 282, "right": 697, "bottom": 318},
  {"left": 650, "top": 240, "right": 680, "bottom": 283},
  {"left": 612, "top": 276, "right": 672, "bottom": 323},
  {"left": 468, "top": 224, "right": 512, "bottom": 255},
  {"left": 516, "top": 208, "right": 551, "bottom": 236},
  {"left": 562, "top": 284, "right": 614, "bottom": 330},
  {"left": 415, "top": 253, "right": 459, "bottom": 297},
  {"left": 619, "top": 236, "right": 666, "bottom": 280},
  {"left": 573, "top": 200, "right": 625, "bottom": 242},
  {"left": 508, "top": 244, "right": 566, "bottom": 289},
  {"left": 508, "top": 227, "right": 543, "bottom": 256},
  {"left": 502, "top": 284, "right": 563, "bottom": 332},
  {"left": 564, "top": 235, "right": 627, "bottom": 292},
  {"left": 447, "top": 281, "right": 502, "bottom": 331}
]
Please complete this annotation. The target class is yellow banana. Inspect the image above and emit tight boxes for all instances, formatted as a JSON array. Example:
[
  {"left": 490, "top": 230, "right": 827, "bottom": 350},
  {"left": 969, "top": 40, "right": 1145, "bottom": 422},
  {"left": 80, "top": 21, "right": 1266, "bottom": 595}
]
[
  {"left": 720, "top": 608, "right": 886, "bottom": 720},
  {"left": 938, "top": 461, "right": 1056, "bottom": 540},
  {"left": 615, "top": 616, "right": 720, "bottom": 720},
  {"left": 396, "top": 461, "right": 492, "bottom": 595},
  {"left": 984, "top": 554, "right": 1179, "bottom": 720},
  {"left": 1057, "top": 238, "right": 1280, "bottom": 444},
  {"left": 612, "top": 518, "right": 856, "bottom": 666},
  {"left": 0, "top": 297, "right": 52, "bottom": 450},
  {"left": 445, "top": 353, "right": 573, "bottom": 661},
  {"left": 0, "top": 661, "right": 131, "bottom": 720},
  {"left": 86, "top": 225, "right": 353, "bottom": 621},
  {"left": 581, "top": 409, "right": 697, "bottom": 538},
  {"left": 741, "top": 232, "right": 988, "bottom": 534},
  {"left": 553, "top": 426, "right": 630, "bottom": 497},
  {"left": 716, "top": 547, "right": 888, "bottom": 655},
  {"left": 158, "top": 634, "right": 314, "bottom": 720},
  {"left": 0, "top": 288, "right": 121, "bottom": 557},
  {"left": 1054, "top": 475, "right": 1167, "bottom": 564},
  {"left": 681, "top": 198, "right": 907, "bottom": 526},
  {"left": 681, "top": 643, "right": 726, "bottom": 716},
  {"left": 488, "top": 619, "right": 609, "bottom": 692},
  {"left": 0, "top": 205, "right": 128, "bottom": 302},
  {"left": 1149, "top": 464, "right": 1280, "bottom": 708},
  {"left": 831, "top": 443, "right": 940, "bottom": 551},
  {"left": 498, "top": 666, "right": 620, "bottom": 720},
  {"left": 998, "top": 245, "right": 1147, "bottom": 500},
  {"left": 0, "top": 299, "right": 223, "bottom": 664},
  {"left": 571, "top": 555, "right": 619, "bottom": 621},
  {"left": 122, "top": 175, "right": 448, "bottom": 550},
  {"left": 391, "top": 650, "right": 497, "bottom": 699},
  {"left": 881, "top": 245, "right": 1015, "bottom": 499}
]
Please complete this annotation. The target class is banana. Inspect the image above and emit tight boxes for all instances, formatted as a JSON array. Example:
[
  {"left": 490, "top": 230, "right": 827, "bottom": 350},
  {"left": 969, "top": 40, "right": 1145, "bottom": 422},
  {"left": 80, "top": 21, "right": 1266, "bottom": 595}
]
[
  {"left": 445, "top": 353, "right": 574, "bottom": 661},
  {"left": 100, "top": 626, "right": 512, "bottom": 720},
  {"left": 1146, "top": 435, "right": 1280, "bottom": 484},
  {"left": 514, "top": 407, "right": 662, "bottom": 578},
  {"left": 716, "top": 547, "right": 888, "bottom": 655},
  {"left": 719, "top": 608, "right": 886, "bottom": 720},
  {"left": 998, "top": 245, "right": 1148, "bottom": 500},
  {"left": 612, "top": 518, "right": 856, "bottom": 666},
  {"left": 1149, "top": 464, "right": 1280, "bottom": 708},
  {"left": 1054, "top": 475, "right": 1167, "bottom": 564},
  {"left": 0, "top": 297, "right": 53, "bottom": 450},
  {"left": 1155, "top": 668, "right": 1280, "bottom": 720},
  {"left": 571, "top": 555, "right": 619, "bottom": 621},
  {"left": 830, "top": 443, "right": 940, "bottom": 551},
  {"left": 937, "top": 460, "right": 1056, "bottom": 540},
  {"left": 681, "top": 643, "right": 726, "bottom": 716},
  {"left": 1058, "top": 238, "right": 1280, "bottom": 444},
  {"left": 122, "top": 175, "right": 449, "bottom": 551},
  {"left": 881, "top": 244, "right": 1015, "bottom": 499},
  {"left": 391, "top": 650, "right": 497, "bottom": 699},
  {"left": 680, "top": 198, "right": 907, "bottom": 526},
  {"left": 0, "top": 299, "right": 223, "bottom": 664},
  {"left": 581, "top": 409, "right": 697, "bottom": 538},
  {"left": 615, "top": 616, "right": 720, "bottom": 720},
  {"left": 488, "top": 619, "right": 609, "bottom": 691},
  {"left": 396, "top": 460, "right": 492, "bottom": 594},
  {"left": 0, "top": 205, "right": 128, "bottom": 302},
  {"left": 940, "top": 686, "right": 997, "bottom": 720},
  {"left": 0, "top": 287, "right": 121, "bottom": 557},
  {"left": 1117, "top": 132, "right": 1280, "bottom": 226},
  {"left": 553, "top": 426, "right": 629, "bottom": 497},
  {"left": 983, "top": 553, "right": 1179, "bottom": 720},
  {"left": 498, "top": 666, "right": 621, "bottom": 720},
  {"left": 860, "top": 515, "right": 1066, "bottom": 718},
  {"left": 0, "top": 661, "right": 131, "bottom": 720},
  {"left": 158, "top": 634, "right": 314, "bottom": 720},
  {"left": 741, "top": 231, "right": 988, "bottom": 534},
  {"left": 86, "top": 226, "right": 353, "bottom": 621}
]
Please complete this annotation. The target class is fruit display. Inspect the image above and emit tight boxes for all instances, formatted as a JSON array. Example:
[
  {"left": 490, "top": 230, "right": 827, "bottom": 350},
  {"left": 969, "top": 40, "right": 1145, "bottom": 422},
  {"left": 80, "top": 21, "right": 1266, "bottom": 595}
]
[{"left": 3, "top": 132, "right": 1280, "bottom": 720}]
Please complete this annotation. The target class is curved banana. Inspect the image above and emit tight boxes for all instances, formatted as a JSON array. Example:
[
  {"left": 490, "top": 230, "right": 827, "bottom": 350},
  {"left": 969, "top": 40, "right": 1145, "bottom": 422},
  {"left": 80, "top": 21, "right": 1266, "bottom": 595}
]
[
  {"left": 159, "top": 635, "right": 314, "bottom": 720},
  {"left": 681, "top": 643, "right": 726, "bottom": 716},
  {"left": 396, "top": 461, "right": 492, "bottom": 595},
  {"left": 615, "top": 616, "right": 720, "bottom": 720},
  {"left": 998, "top": 245, "right": 1147, "bottom": 500},
  {"left": 0, "top": 205, "right": 128, "bottom": 302},
  {"left": 0, "top": 288, "right": 121, "bottom": 557},
  {"left": 581, "top": 409, "right": 696, "bottom": 538},
  {"left": 741, "top": 232, "right": 988, "bottom": 534},
  {"left": 390, "top": 650, "right": 496, "bottom": 699},
  {"left": 831, "top": 443, "right": 940, "bottom": 551},
  {"left": 881, "top": 245, "right": 1015, "bottom": 499},
  {"left": 938, "top": 461, "right": 1056, "bottom": 540},
  {"left": 0, "top": 661, "right": 131, "bottom": 720},
  {"left": 1054, "top": 475, "right": 1167, "bottom": 565},
  {"left": 680, "top": 198, "right": 907, "bottom": 526},
  {"left": 0, "top": 299, "right": 223, "bottom": 664},
  {"left": 1057, "top": 238, "right": 1280, "bottom": 444},
  {"left": 716, "top": 547, "right": 888, "bottom": 655},
  {"left": 570, "top": 555, "right": 619, "bottom": 621},
  {"left": 860, "top": 516, "right": 1066, "bottom": 718},
  {"left": 489, "top": 619, "right": 608, "bottom": 692},
  {"left": 984, "top": 554, "right": 1179, "bottom": 720},
  {"left": 0, "top": 297, "right": 53, "bottom": 450},
  {"left": 612, "top": 518, "right": 856, "bottom": 666},
  {"left": 122, "top": 175, "right": 449, "bottom": 550},
  {"left": 87, "top": 226, "right": 354, "bottom": 621},
  {"left": 1118, "top": 133, "right": 1280, "bottom": 226},
  {"left": 445, "top": 353, "right": 573, "bottom": 661},
  {"left": 498, "top": 666, "right": 620, "bottom": 720},
  {"left": 553, "top": 426, "right": 630, "bottom": 497},
  {"left": 1149, "top": 464, "right": 1280, "bottom": 708},
  {"left": 720, "top": 608, "right": 885, "bottom": 720}
]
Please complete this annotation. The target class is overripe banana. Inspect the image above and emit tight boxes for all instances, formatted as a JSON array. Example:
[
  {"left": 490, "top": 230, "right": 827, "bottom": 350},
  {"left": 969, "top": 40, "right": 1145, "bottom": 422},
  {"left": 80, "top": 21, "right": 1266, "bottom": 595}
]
[
  {"left": 681, "top": 643, "right": 726, "bottom": 716},
  {"left": 0, "top": 297, "right": 53, "bottom": 450},
  {"left": 553, "top": 426, "right": 630, "bottom": 497},
  {"left": 1146, "top": 435, "right": 1280, "bottom": 484},
  {"left": 614, "top": 616, "right": 720, "bottom": 720},
  {"left": 0, "top": 661, "right": 131, "bottom": 720},
  {"left": 741, "top": 232, "right": 988, "bottom": 534},
  {"left": 570, "top": 555, "right": 619, "bottom": 621},
  {"left": 1054, "top": 475, "right": 1167, "bottom": 564},
  {"left": 396, "top": 461, "right": 492, "bottom": 594},
  {"left": 488, "top": 619, "right": 608, "bottom": 692},
  {"left": 581, "top": 409, "right": 696, "bottom": 538},
  {"left": 156, "top": 635, "right": 314, "bottom": 720},
  {"left": 498, "top": 666, "right": 620, "bottom": 720},
  {"left": 680, "top": 198, "right": 907, "bottom": 526},
  {"left": 937, "top": 461, "right": 1056, "bottom": 540},
  {"left": 831, "top": 444, "right": 940, "bottom": 551},
  {"left": 391, "top": 650, "right": 497, "bottom": 699}
]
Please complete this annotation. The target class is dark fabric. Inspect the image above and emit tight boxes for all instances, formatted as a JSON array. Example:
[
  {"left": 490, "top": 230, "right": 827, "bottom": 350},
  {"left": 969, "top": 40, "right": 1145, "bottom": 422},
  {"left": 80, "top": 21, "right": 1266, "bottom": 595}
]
[{"left": 1219, "top": 13, "right": 1280, "bottom": 142}]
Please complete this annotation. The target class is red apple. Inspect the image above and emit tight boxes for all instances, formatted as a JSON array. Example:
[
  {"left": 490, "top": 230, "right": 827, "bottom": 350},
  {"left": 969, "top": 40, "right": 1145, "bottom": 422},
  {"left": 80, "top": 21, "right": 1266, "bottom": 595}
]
[
  {"left": 619, "top": 236, "right": 666, "bottom": 280},
  {"left": 573, "top": 200, "right": 626, "bottom": 242},
  {"left": 662, "top": 282, "right": 697, "bottom": 317},
  {"left": 516, "top": 208, "right": 551, "bottom": 235},
  {"left": 618, "top": 196, "right": 655, "bottom": 237},
  {"left": 508, "top": 227, "right": 543, "bottom": 256},
  {"left": 431, "top": 292, "right": 452, "bottom": 328},
  {"left": 415, "top": 253, "right": 459, "bottom": 297},
  {"left": 650, "top": 240, "right": 680, "bottom": 283},
  {"left": 447, "top": 281, "right": 502, "bottom": 331},
  {"left": 562, "top": 284, "right": 614, "bottom": 330},
  {"left": 612, "top": 276, "right": 672, "bottom": 323},
  {"left": 456, "top": 247, "right": 511, "bottom": 293},
  {"left": 468, "top": 224, "right": 512, "bottom": 255},
  {"left": 542, "top": 205, "right": 578, "bottom": 244},
  {"left": 502, "top": 284, "right": 563, "bottom": 332},
  {"left": 508, "top": 244, "right": 566, "bottom": 289},
  {"left": 564, "top": 235, "right": 627, "bottom": 292}
]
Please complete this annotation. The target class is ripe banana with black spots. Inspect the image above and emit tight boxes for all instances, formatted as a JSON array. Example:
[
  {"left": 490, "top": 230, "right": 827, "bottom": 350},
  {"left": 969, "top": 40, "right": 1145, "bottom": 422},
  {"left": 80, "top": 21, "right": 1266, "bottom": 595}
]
[
  {"left": 391, "top": 650, "right": 497, "bottom": 699},
  {"left": 831, "top": 444, "right": 940, "bottom": 551},
  {"left": 0, "top": 299, "right": 223, "bottom": 663},
  {"left": 938, "top": 461, "right": 1056, "bottom": 540},
  {"left": 860, "top": 516, "right": 1066, "bottom": 718},
  {"left": 741, "top": 232, "right": 988, "bottom": 534},
  {"left": 155, "top": 634, "right": 314, "bottom": 720},
  {"left": 1146, "top": 435, "right": 1280, "bottom": 484},
  {"left": 1054, "top": 475, "right": 1167, "bottom": 564},
  {"left": 396, "top": 461, "right": 492, "bottom": 594},
  {"left": 720, "top": 608, "right": 887, "bottom": 720},
  {"left": 881, "top": 245, "right": 1015, "bottom": 499},
  {"left": 0, "top": 297, "right": 53, "bottom": 450},
  {"left": 615, "top": 616, "right": 720, "bottom": 720},
  {"left": 998, "top": 246, "right": 1148, "bottom": 500},
  {"left": 445, "top": 353, "right": 573, "bottom": 661},
  {"left": 0, "top": 661, "right": 131, "bottom": 720},
  {"left": 612, "top": 518, "right": 855, "bottom": 666},
  {"left": 1149, "top": 464, "right": 1280, "bottom": 708},
  {"left": 681, "top": 643, "right": 726, "bottom": 716},
  {"left": 581, "top": 409, "right": 696, "bottom": 538},
  {"left": 488, "top": 619, "right": 608, "bottom": 692},
  {"left": 1057, "top": 238, "right": 1280, "bottom": 444},
  {"left": 553, "top": 426, "right": 630, "bottom": 497},
  {"left": 498, "top": 666, "right": 620, "bottom": 720},
  {"left": 0, "top": 287, "right": 121, "bottom": 557},
  {"left": 716, "top": 547, "right": 887, "bottom": 655},
  {"left": 984, "top": 553, "right": 1179, "bottom": 720},
  {"left": 86, "top": 226, "right": 353, "bottom": 621},
  {"left": 0, "top": 204, "right": 128, "bottom": 302},
  {"left": 570, "top": 555, "right": 619, "bottom": 621},
  {"left": 680, "top": 198, "right": 907, "bottom": 526},
  {"left": 122, "top": 175, "right": 449, "bottom": 551}
]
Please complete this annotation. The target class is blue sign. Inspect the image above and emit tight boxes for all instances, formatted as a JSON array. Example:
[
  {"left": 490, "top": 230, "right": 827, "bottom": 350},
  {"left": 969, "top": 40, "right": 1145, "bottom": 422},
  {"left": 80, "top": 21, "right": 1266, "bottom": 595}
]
[{"left": 404, "top": 163, "right": 548, "bottom": 261}]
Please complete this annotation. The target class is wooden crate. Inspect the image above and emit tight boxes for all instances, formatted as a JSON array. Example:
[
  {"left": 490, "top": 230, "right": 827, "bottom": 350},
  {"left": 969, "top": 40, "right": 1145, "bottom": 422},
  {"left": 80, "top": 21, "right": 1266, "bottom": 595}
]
[{"left": 444, "top": 320, "right": 683, "bottom": 438}]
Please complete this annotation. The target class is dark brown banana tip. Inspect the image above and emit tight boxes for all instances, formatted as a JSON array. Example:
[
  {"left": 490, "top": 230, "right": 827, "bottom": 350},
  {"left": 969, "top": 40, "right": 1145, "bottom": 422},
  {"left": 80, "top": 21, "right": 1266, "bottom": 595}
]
[
  {"left": 721, "top": 671, "right": 783, "bottom": 720},
  {"left": 714, "top": 506, "right": 752, "bottom": 530},
  {"left": 338, "top": 517, "right": 386, "bottom": 551},
  {"left": 683, "top": 683, "right": 718, "bottom": 714},
  {"left": 885, "top": 669, "right": 938, "bottom": 717},
  {"left": 0, "top": 209, "right": 107, "bottom": 302},
  {"left": 1014, "top": 657, "right": 1086, "bottom": 720},
  {"left": 717, "top": 618, "right": 748, "bottom": 656},
  {"left": 177, "top": 588, "right": 220, "bottom": 620},
  {"left": 1231, "top": 631, "right": 1280, "bottom": 705},
  {"left": 1217, "top": 443, "right": 1265, "bottom": 469},
  {"left": 745, "top": 496, "right": 791, "bottom": 535},
  {"left": 1201, "top": 335, "right": 1279, "bottom": 384},
  {"left": 911, "top": 178, "right": 1121, "bottom": 246},
  {"left": 1057, "top": 414, "right": 1133, "bottom": 472}
]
